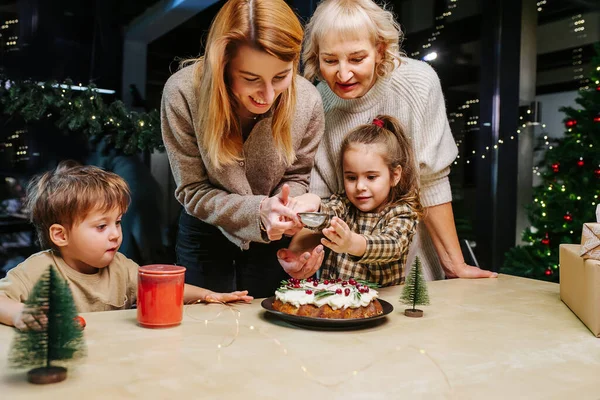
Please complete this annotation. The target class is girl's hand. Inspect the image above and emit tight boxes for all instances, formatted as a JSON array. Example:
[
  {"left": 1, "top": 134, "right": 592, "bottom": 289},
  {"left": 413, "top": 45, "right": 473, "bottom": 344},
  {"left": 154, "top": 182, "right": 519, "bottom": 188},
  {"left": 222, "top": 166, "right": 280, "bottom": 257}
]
[
  {"left": 204, "top": 290, "right": 253, "bottom": 303},
  {"left": 321, "top": 217, "right": 355, "bottom": 254},
  {"left": 260, "top": 184, "right": 302, "bottom": 240}
]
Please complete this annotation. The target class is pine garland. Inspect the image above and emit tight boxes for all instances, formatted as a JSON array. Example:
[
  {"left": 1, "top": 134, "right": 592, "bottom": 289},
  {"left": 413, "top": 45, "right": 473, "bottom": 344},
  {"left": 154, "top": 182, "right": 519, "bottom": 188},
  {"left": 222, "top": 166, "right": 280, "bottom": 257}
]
[{"left": 0, "top": 76, "right": 164, "bottom": 155}]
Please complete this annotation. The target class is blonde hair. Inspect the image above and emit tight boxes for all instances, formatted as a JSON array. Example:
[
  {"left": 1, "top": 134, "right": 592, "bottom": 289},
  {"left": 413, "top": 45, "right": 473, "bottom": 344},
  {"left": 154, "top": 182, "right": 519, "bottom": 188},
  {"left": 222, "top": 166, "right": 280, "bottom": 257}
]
[
  {"left": 340, "top": 115, "right": 422, "bottom": 216},
  {"left": 303, "top": 0, "right": 403, "bottom": 82},
  {"left": 181, "top": 0, "right": 303, "bottom": 169},
  {"left": 26, "top": 161, "right": 131, "bottom": 251}
]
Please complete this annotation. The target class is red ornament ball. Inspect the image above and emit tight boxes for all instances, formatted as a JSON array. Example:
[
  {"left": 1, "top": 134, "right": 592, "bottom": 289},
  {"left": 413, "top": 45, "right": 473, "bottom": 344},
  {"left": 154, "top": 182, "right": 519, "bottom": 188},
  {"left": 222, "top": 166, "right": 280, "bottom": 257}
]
[
  {"left": 565, "top": 119, "right": 577, "bottom": 128},
  {"left": 551, "top": 163, "right": 560, "bottom": 173},
  {"left": 74, "top": 315, "right": 86, "bottom": 329},
  {"left": 594, "top": 114, "right": 600, "bottom": 123},
  {"left": 595, "top": 169, "right": 600, "bottom": 178},
  {"left": 541, "top": 235, "right": 550, "bottom": 246},
  {"left": 563, "top": 213, "right": 573, "bottom": 222},
  {"left": 544, "top": 269, "right": 553, "bottom": 276},
  {"left": 577, "top": 159, "right": 584, "bottom": 167}
]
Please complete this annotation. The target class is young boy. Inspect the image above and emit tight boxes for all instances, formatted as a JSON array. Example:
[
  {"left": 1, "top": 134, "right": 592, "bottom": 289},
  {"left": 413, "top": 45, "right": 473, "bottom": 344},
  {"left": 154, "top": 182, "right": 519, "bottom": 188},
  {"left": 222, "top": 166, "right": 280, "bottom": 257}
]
[{"left": 0, "top": 161, "right": 252, "bottom": 330}]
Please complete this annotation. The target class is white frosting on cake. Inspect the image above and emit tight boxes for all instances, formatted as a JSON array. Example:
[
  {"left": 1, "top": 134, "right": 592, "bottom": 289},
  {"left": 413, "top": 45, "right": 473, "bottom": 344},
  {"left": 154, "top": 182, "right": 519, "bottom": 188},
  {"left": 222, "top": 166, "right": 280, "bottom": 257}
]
[{"left": 275, "top": 280, "right": 379, "bottom": 310}]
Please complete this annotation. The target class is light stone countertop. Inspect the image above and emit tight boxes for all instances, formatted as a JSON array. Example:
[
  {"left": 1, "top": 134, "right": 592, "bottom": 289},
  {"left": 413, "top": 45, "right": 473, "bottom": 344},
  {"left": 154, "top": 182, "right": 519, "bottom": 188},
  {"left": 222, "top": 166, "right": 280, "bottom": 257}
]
[{"left": 1, "top": 274, "right": 599, "bottom": 399}]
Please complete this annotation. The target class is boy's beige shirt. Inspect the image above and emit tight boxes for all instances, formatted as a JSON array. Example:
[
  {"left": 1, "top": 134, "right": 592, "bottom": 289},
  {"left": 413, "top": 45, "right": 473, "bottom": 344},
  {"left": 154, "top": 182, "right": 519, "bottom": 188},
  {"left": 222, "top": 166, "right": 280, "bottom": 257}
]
[{"left": 0, "top": 250, "right": 139, "bottom": 312}]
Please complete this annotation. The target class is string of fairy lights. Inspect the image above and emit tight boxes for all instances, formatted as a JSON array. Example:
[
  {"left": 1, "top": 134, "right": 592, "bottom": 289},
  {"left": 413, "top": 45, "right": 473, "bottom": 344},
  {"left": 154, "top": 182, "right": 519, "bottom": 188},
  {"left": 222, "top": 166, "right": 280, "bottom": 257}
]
[
  {"left": 184, "top": 302, "right": 454, "bottom": 390},
  {"left": 430, "top": 1, "right": 594, "bottom": 171},
  {"left": 449, "top": 9, "right": 596, "bottom": 171},
  {"left": 450, "top": 99, "right": 548, "bottom": 167}
]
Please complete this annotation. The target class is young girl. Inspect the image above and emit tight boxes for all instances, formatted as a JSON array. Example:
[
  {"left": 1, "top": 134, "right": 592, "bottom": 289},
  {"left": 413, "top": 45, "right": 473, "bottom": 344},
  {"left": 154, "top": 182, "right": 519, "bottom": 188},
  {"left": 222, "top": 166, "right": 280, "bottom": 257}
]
[{"left": 291, "top": 115, "right": 422, "bottom": 286}]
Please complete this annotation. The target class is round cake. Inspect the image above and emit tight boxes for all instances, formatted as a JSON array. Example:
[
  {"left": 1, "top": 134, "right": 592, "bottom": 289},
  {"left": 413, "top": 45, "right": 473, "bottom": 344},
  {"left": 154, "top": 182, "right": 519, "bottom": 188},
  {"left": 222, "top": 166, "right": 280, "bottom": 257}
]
[{"left": 273, "top": 278, "right": 383, "bottom": 319}]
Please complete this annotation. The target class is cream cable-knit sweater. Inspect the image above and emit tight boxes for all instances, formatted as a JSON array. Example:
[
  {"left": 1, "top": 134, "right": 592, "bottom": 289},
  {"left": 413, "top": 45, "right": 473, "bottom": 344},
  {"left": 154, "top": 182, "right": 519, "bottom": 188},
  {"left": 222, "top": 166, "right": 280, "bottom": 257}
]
[{"left": 310, "top": 57, "right": 458, "bottom": 280}]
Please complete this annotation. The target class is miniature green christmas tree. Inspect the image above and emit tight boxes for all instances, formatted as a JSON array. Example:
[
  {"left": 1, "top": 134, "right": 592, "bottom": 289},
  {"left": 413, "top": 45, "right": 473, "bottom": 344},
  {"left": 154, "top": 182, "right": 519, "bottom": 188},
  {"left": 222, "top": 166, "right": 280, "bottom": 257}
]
[
  {"left": 400, "top": 257, "right": 430, "bottom": 318},
  {"left": 9, "top": 265, "right": 86, "bottom": 384}
]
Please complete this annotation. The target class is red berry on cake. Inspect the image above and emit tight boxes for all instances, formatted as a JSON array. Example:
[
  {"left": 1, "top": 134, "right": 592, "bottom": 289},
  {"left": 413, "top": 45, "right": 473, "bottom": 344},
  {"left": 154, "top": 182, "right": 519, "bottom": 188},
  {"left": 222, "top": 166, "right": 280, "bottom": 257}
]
[
  {"left": 305, "top": 290, "right": 313, "bottom": 294},
  {"left": 349, "top": 278, "right": 357, "bottom": 286},
  {"left": 335, "top": 288, "right": 342, "bottom": 294},
  {"left": 344, "top": 288, "right": 350, "bottom": 296}
]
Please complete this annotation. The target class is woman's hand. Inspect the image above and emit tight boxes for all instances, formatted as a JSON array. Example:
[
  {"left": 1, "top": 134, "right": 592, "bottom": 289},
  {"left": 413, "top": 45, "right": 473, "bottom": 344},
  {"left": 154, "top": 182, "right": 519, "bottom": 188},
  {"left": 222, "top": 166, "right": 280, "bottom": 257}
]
[
  {"left": 444, "top": 262, "right": 498, "bottom": 279},
  {"left": 277, "top": 245, "right": 324, "bottom": 279},
  {"left": 288, "top": 193, "right": 321, "bottom": 214},
  {"left": 260, "top": 184, "right": 303, "bottom": 240},
  {"left": 260, "top": 184, "right": 302, "bottom": 240}
]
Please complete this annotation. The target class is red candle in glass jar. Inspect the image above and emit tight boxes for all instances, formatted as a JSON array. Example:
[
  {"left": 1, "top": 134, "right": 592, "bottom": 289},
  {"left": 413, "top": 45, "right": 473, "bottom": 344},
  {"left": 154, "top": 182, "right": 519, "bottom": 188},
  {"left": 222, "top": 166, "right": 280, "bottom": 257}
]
[{"left": 137, "top": 265, "right": 186, "bottom": 328}]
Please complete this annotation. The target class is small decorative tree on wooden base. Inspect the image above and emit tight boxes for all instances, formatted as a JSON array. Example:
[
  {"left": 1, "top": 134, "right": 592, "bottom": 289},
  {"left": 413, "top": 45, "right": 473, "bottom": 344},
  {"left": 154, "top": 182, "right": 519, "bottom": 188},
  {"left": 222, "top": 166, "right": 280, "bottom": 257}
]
[
  {"left": 8, "top": 265, "right": 86, "bottom": 384},
  {"left": 400, "top": 257, "right": 430, "bottom": 318}
]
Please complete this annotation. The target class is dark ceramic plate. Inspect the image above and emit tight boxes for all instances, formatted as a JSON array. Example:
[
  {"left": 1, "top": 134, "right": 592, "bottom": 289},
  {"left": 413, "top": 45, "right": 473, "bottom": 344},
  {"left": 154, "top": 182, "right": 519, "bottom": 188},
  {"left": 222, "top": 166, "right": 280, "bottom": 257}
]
[{"left": 261, "top": 297, "right": 393, "bottom": 330}]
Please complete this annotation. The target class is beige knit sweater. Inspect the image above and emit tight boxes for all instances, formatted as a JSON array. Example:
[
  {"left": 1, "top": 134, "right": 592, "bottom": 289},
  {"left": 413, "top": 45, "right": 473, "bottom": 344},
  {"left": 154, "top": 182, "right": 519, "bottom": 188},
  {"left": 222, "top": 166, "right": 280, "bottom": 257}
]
[
  {"left": 310, "top": 57, "right": 458, "bottom": 280},
  {"left": 0, "top": 251, "right": 138, "bottom": 312},
  {"left": 161, "top": 66, "right": 325, "bottom": 250}
]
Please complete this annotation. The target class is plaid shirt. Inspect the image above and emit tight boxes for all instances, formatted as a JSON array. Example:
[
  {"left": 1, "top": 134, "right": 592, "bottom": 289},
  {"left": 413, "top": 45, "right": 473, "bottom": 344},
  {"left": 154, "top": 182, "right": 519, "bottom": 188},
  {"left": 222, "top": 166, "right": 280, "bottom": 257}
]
[{"left": 319, "top": 194, "right": 418, "bottom": 287}]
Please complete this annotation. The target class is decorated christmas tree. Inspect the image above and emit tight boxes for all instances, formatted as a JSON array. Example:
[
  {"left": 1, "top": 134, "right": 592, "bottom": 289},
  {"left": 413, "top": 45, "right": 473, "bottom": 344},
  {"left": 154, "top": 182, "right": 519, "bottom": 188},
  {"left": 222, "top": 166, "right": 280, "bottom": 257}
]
[
  {"left": 503, "top": 44, "right": 600, "bottom": 282},
  {"left": 9, "top": 265, "right": 86, "bottom": 384},
  {"left": 400, "top": 257, "right": 430, "bottom": 318}
]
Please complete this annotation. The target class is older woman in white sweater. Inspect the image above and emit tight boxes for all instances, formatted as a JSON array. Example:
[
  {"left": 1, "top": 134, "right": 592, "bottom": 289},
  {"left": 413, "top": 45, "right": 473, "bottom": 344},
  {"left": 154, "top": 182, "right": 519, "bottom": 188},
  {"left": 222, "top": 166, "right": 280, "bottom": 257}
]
[{"left": 290, "top": 0, "right": 497, "bottom": 280}]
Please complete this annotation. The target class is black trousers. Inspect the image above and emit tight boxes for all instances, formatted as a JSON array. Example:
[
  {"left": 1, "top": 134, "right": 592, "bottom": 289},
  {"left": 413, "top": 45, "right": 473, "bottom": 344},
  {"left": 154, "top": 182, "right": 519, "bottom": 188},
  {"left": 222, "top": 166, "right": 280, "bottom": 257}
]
[{"left": 176, "top": 211, "right": 290, "bottom": 298}]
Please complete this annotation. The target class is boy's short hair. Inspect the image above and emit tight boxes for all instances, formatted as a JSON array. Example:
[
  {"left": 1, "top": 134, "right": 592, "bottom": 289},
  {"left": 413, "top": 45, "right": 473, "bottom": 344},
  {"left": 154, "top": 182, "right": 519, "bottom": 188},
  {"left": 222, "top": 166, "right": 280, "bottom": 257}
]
[{"left": 26, "top": 160, "right": 131, "bottom": 250}]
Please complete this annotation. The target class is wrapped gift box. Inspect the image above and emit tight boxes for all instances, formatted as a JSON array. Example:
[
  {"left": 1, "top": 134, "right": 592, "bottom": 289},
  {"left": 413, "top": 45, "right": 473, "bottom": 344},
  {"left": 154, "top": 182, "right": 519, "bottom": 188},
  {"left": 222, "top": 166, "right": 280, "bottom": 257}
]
[
  {"left": 580, "top": 222, "right": 600, "bottom": 260},
  {"left": 560, "top": 244, "right": 600, "bottom": 337}
]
